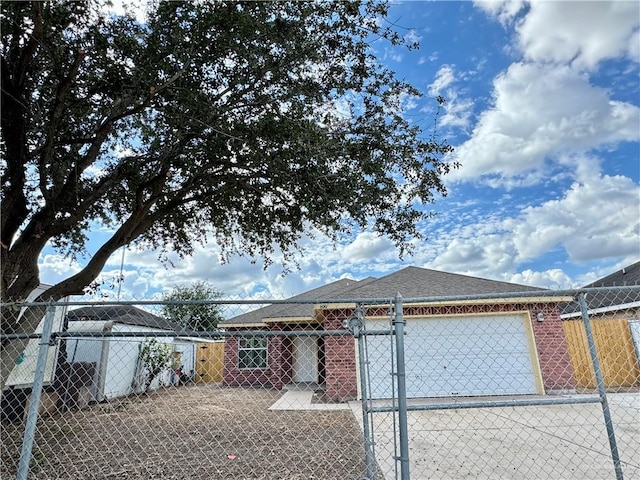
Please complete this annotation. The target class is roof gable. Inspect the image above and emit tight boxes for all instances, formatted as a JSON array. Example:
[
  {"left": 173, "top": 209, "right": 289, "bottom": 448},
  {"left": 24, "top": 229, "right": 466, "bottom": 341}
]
[{"left": 560, "top": 260, "right": 640, "bottom": 314}]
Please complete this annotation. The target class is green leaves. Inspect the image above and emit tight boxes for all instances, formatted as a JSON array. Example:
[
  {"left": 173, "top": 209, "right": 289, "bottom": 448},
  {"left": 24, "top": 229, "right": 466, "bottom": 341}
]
[
  {"left": 1, "top": 0, "right": 456, "bottom": 302},
  {"left": 161, "top": 281, "right": 224, "bottom": 332},
  {"left": 138, "top": 338, "right": 173, "bottom": 392}
]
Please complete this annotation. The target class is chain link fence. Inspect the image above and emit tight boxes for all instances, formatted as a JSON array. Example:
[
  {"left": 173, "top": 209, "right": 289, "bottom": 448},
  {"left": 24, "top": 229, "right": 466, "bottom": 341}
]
[{"left": 1, "top": 286, "right": 639, "bottom": 479}]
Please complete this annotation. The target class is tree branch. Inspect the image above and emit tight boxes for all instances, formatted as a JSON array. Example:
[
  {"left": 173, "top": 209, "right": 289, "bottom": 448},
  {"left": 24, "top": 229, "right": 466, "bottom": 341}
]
[
  {"left": 39, "top": 48, "right": 86, "bottom": 198},
  {"left": 14, "top": 3, "right": 43, "bottom": 89}
]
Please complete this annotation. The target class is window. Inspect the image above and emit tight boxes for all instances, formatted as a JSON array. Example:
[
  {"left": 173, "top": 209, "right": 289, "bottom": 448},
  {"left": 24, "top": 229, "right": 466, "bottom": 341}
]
[{"left": 238, "top": 337, "right": 267, "bottom": 369}]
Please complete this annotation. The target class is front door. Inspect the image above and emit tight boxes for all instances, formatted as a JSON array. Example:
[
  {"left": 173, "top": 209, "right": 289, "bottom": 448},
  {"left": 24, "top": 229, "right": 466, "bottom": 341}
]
[{"left": 293, "top": 336, "right": 318, "bottom": 383}]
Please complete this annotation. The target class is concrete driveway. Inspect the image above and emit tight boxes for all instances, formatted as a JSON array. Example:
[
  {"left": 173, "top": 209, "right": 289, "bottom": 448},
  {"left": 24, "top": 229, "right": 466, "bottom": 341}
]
[{"left": 349, "top": 393, "right": 640, "bottom": 480}]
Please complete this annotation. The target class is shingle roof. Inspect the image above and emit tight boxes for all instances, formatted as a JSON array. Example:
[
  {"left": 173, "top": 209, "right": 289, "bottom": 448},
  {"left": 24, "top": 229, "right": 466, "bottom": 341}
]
[
  {"left": 67, "top": 305, "right": 179, "bottom": 330},
  {"left": 223, "top": 266, "right": 542, "bottom": 327},
  {"left": 337, "top": 266, "right": 542, "bottom": 299},
  {"left": 559, "top": 261, "right": 640, "bottom": 316},
  {"left": 583, "top": 261, "right": 640, "bottom": 287},
  {"left": 221, "top": 278, "right": 364, "bottom": 326}
]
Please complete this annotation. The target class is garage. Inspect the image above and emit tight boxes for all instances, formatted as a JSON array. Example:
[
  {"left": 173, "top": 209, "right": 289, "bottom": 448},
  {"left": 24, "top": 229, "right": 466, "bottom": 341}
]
[{"left": 364, "top": 314, "right": 542, "bottom": 398}]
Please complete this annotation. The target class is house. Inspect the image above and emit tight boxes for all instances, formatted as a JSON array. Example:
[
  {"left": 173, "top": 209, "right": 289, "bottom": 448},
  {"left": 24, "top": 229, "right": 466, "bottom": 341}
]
[
  {"left": 561, "top": 261, "right": 640, "bottom": 390},
  {"left": 222, "top": 266, "right": 577, "bottom": 400}
]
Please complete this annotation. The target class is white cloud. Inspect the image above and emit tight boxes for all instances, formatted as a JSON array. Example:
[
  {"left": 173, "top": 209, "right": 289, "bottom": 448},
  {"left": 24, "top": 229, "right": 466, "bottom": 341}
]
[
  {"left": 342, "top": 232, "right": 395, "bottom": 262},
  {"left": 458, "top": 1, "right": 640, "bottom": 187},
  {"left": 448, "top": 62, "right": 640, "bottom": 184},
  {"left": 516, "top": 1, "right": 640, "bottom": 70},
  {"left": 431, "top": 234, "right": 519, "bottom": 278},
  {"left": 38, "top": 254, "right": 83, "bottom": 286},
  {"left": 121, "top": 246, "right": 267, "bottom": 298},
  {"left": 428, "top": 172, "right": 638, "bottom": 288},
  {"left": 473, "top": 0, "right": 527, "bottom": 25},
  {"left": 510, "top": 175, "right": 640, "bottom": 263},
  {"left": 404, "top": 29, "right": 422, "bottom": 45},
  {"left": 440, "top": 96, "right": 474, "bottom": 130},
  {"left": 427, "top": 65, "right": 474, "bottom": 129},
  {"left": 106, "top": 226, "right": 411, "bottom": 300},
  {"left": 428, "top": 65, "right": 456, "bottom": 96},
  {"left": 509, "top": 268, "right": 575, "bottom": 290},
  {"left": 384, "top": 50, "right": 403, "bottom": 63}
]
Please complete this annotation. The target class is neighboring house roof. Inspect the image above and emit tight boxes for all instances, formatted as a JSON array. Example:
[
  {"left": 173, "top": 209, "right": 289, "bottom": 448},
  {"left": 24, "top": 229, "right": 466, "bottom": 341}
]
[
  {"left": 562, "top": 261, "right": 640, "bottom": 318},
  {"left": 223, "top": 266, "right": 543, "bottom": 327},
  {"left": 67, "top": 305, "right": 179, "bottom": 330},
  {"left": 583, "top": 261, "right": 640, "bottom": 287}
]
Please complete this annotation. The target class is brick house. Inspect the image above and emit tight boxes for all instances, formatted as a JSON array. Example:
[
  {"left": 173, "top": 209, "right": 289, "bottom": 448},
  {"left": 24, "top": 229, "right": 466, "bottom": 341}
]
[{"left": 222, "top": 266, "right": 576, "bottom": 400}]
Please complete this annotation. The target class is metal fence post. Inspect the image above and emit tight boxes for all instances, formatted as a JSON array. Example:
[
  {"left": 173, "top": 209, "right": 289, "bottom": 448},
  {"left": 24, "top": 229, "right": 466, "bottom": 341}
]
[
  {"left": 578, "top": 293, "right": 624, "bottom": 480},
  {"left": 16, "top": 304, "right": 56, "bottom": 480},
  {"left": 351, "top": 304, "right": 377, "bottom": 480},
  {"left": 393, "top": 293, "right": 410, "bottom": 480}
]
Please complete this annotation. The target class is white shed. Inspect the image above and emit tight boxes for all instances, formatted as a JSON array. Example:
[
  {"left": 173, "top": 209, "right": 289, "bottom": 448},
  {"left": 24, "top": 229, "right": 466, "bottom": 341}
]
[
  {"left": 67, "top": 321, "right": 176, "bottom": 400},
  {"left": 65, "top": 305, "right": 182, "bottom": 401}
]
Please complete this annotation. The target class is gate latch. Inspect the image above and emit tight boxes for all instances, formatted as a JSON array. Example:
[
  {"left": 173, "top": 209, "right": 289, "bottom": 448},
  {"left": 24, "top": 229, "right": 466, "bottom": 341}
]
[{"left": 343, "top": 305, "right": 365, "bottom": 337}]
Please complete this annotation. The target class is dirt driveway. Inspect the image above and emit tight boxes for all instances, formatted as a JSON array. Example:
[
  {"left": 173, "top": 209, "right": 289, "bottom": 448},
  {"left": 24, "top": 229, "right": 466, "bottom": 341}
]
[
  {"left": 350, "top": 393, "right": 640, "bottom": 480},
  {"left": 1, "top": 384, "right": 369, "bottom": 479}
]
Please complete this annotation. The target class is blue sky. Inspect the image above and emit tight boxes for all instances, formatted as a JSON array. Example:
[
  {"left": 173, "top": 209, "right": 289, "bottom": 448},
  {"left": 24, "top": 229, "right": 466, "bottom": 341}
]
[{"left": 38, "top": 0, "right": 640, "bottom": 300}]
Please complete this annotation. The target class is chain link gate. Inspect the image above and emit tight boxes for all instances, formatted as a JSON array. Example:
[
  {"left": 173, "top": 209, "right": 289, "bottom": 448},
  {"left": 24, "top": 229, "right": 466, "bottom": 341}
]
[{"left": 356, "top": 288, "right": 640, "bottom": 480}]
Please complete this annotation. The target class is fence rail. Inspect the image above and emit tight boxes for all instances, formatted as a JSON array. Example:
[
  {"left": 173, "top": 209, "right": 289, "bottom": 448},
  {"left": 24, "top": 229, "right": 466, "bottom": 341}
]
[{"left": 1, "top": 286, "right": 639, "bottom": 479}]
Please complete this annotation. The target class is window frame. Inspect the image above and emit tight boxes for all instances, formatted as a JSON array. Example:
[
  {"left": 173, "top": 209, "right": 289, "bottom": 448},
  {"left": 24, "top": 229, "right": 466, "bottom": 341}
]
[{"left": 237, "top": 337, "right": 268, "bottom": 370}]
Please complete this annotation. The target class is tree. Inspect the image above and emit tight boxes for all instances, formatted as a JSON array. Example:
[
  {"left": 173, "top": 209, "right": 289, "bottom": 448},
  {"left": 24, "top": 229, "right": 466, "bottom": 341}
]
[
  {"left": 161, "top": 281, "right": 225, "bottom": 332},
  {"left": 1, "top": 1, "right": 456, "bottom": 386}
]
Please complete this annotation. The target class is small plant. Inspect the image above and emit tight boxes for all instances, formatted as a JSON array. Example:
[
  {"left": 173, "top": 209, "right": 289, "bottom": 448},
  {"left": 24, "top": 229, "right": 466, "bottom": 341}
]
[{"left": 138, "top": 339, "right": 173, "bottom": 393}]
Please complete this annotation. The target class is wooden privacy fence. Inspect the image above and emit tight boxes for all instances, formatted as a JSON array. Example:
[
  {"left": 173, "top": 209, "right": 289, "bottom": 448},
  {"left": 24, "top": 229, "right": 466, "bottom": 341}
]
[
  {"left": 563, "top": 316, "right": 640, "bottom": 389},
  {"left": 195, "top": 340, "right": 224, "bottom": 383}
]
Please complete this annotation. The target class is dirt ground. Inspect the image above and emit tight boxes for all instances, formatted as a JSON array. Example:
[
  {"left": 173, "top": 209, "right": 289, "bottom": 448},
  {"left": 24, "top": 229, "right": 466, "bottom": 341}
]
[{"left": 1, "top": 384, "right": 369, "bottom": 479}]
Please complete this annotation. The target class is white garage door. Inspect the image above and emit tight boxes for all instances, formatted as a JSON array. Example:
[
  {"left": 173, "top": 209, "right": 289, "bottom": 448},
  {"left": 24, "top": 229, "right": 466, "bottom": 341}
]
[{"left": 365, "top": 314, "right": 539, "bottom": 398}]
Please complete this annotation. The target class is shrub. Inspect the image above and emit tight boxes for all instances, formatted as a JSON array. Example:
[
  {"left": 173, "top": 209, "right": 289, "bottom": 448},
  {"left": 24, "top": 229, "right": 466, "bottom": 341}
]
[{"left": 138, "top": 339, "right": 173, "bottom": 393}]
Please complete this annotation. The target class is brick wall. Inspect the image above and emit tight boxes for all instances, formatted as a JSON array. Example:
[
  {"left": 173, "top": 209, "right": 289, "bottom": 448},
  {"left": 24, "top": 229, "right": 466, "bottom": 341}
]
[
  {"left": 224, "top": 302, "right": 577, "bottom": 398},
  {"left": 222, "top": 330, "right": 291, "bottom": 390},
  {"left": 529, "top": 304, "right": 577, "bottom": 391},
  {"left": 321, "top": 309, "right": 358, "bottom": 400},
  {"left": 319, "top": 302, "right": 576, "bottom": 400}
]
